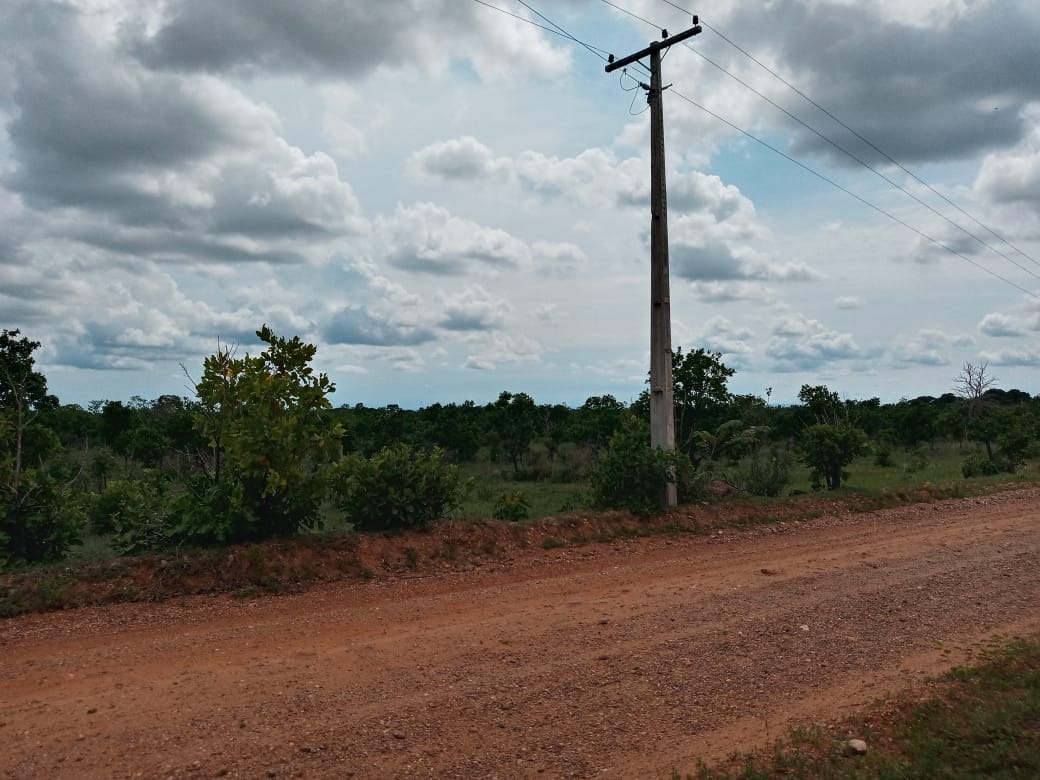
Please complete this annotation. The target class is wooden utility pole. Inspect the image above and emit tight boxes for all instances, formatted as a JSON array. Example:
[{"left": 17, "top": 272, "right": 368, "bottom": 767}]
[{"left": 606, "top": 19, "right": 701, "bottom": 507}]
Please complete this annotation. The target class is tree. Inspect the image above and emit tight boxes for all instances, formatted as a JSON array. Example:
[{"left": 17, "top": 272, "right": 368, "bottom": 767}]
[
  {"left": 634, "top": 348, "right": 735, "bottom": 460},
  {"left": 0, "top": 330, "right": 76, "bottom": 564},
  {"left": 953, "top": 362, "right": 996, "bottom": 422},
  {"left": 797, "top": 384, "right": 845, "bottom": 425},
  {"left": 0, "top": 330, "right": 59, "bottom": 495},
  {"left": 798, "top": 423, "right": 869, "bottom": 490},
  {"left": 489, "top": 391, "right": 539, "bottom": 476},
  {"left": 672, "top": 347, "right": 734, "bottom": 457},
  {"left": 183, "top": 326, "right": 343, "bottom": 543},
  {"left": 567, "top": 395, "right": 626, "bottom": 455},
  {"left": 793, "top": 384, "right": 870, "bottom": 490}
]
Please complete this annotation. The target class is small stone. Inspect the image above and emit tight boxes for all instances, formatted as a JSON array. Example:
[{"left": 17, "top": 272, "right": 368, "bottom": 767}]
[
  {"left": 845, "top": 738, "right": 868, "bottom": 755},
  {"left": 86, "top": 708, "right": 98, "bottom": 715},
  {"left": 392, "top": 732, "right": 406, "bottom": 740}
]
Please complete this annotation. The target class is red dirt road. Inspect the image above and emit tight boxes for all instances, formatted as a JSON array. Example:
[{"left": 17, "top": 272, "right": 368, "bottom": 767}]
[{"left": 2, "top": 489, "right": 1039, "bottom": 779}]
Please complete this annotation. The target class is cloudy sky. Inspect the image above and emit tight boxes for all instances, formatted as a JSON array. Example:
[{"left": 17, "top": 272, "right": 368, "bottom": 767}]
[{"left": 2, "top": 0, "right": 1039, "bottom": 408}]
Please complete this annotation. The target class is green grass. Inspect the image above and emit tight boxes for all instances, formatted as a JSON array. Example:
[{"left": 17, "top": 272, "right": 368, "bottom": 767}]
[
  {"left": 456, "top": 460, "right": 589, "bottom": 521},
  {"left": 750, "top": 442, "right": 1036, "bottom": 496},
  {"left": 453, "top": 445, "right": 1038, "bottom": 524},
  {"left": 678, "top": 635, "right": 1040, "bottom": 779}
]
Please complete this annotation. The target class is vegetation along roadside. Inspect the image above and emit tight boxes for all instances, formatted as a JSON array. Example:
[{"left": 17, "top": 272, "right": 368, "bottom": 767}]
[
  {"left": 677, "top": 632, "right": 1040, "bottom": 779},
  {"left": 2, "top": 325, "right": 1039, "bottom": 616}
]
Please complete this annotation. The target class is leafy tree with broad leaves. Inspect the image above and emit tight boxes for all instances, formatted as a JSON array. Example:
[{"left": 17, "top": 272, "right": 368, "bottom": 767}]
[{"left": 180, "top": 326, "right": 343, "bottom": 543}]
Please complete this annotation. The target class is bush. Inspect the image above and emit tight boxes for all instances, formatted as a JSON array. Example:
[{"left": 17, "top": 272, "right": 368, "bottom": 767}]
[
  {"left": 873, "top": 442, "right": 893, "bottom": 467},
  {"left": 996, "top": 428, "right": 1033, "bottom": 473},
  {"left": 0, "top": 469, "right": 82, "bottom": 567},
  {"left": 961, "top": 452, "right": 1002, "bottom": 478},
  {"left": 89, "top": 480, "right": 142, "bottom": 536},
  {"left": 589, "top": 419, "right": 699, "bottom": 518},
  {"left": 736, "top": 445, "right": 792, "bottom": 497},
  {"left": 89, "top": 476, "right": 177, "bottom": 554},
  {"left": 493, "top": 491, "right": 530, "bottom": 522},
  {"left": 334, "top": 444, "right": 461, "bottom": 533},
  {"left": 799, "top": 423, "right": 869, "bottom": 490}
]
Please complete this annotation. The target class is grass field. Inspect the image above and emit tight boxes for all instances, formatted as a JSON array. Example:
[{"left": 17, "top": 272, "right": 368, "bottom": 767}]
[
  {"left": 455, "top": 442, "right": 1039, "bottom": 523},
  {"left": 679, "top": 634, "right": 1040, "bottom": 779}
]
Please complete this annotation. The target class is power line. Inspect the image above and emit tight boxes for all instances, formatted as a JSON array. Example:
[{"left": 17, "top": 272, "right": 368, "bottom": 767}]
[
  {"left": 678, "top": 40, "right": 1040, "bottom": 282},
  {"left": 666, "top": 85, "right": 1040, "bottom": 301},
  {"left": 471, "top": 0, "right": 568, "bottom": 39},
  {"left": 472, "top": 0, "right": 612, "bottom": 62},
  {"left": 650, "top": 0, "right": 1040, "bottom": 270},
  {"left": 476, "top": 0, "right": 1040, "bottom": 300}
]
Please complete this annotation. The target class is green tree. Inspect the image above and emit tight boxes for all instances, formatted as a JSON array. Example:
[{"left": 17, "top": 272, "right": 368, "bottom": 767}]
[
  {"left": 182, "top": 326, "right": 343, "bottom": 543},
  {"left": 797, "top": 384, "right": 845, "bottom": 424},
  {"left": 0, "top": 330, "right": 77, "bottom": 564},
  {"left": 672, "top": 348, "right": 734, "bottom": 458},
  {"left": 567, "top": 395, "right": 625, "bottom": 455},
  {"left": 798, "top": 423, "right": 869, "bottom": 490},
  {"left": 633, "top": 348, "right": 735, "bottom": 461},
  {"left": 489, "top": 391, "right": 539, "bottom": 476}
]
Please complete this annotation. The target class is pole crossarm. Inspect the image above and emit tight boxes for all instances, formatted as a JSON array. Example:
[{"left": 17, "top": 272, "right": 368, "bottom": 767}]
[{"left": 604, "top": 23, "right": 702, "bottom": 73}]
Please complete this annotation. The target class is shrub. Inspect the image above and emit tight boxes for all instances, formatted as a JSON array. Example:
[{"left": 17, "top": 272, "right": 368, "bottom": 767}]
[
  {"left": 904, "top": 447, "right": 929, "bottom": 474},
  {"left": 873, "top": 442, "right": 893, "bottom": 467},
  {"left": 961, "top": 452, "right": 1002, "bottom": 478},
  {"left": 798, "top": 423, "right": 869, "bottom": 490},
  {"left": 0, "top": 468, "right": 82, "bottom": 567},
  {"left": 736, "top": 445, "right": 792, "bottom": 497},
  {"left": 493, "top": 491, "right": 530, "bottom": 522},
  {"left": 95, "top": 476, "right": 177, "bottom": 554},
  {"left": 589, "top": 419, "right": 699, "bottom": 518},
  {"left": 996, "top": 428, "right": 1033, "bottom": 473},
  {"left": 333, "top": 444, "right": 461, "bottom": 533}
]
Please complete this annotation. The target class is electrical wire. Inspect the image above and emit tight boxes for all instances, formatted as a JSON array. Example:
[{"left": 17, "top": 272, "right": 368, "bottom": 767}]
[
  {"left": 666, "top": 85, "right": 1040, "bottom": 300},
  {"left": 651, "top": 0, "right": 1040, "bottom": 270},
  {"left": 471, "top": 0, "right": 611, "bottom": 61},
  {"left": 475, "top": 0, "right": 1040, "bottom": 300},
  {"left": 681, "top": 44, "right": 1040, "bottom": 282},
  {"left": 604, "top": 0, "right": 1040, "bottom": 281}
]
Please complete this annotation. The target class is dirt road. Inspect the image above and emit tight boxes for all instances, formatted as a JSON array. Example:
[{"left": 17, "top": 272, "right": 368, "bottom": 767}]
[{"left": 2, "top": 489, "right": 1039, "bottom": 779}]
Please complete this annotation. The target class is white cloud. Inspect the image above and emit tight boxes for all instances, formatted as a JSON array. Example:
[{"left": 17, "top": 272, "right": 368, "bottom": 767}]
[
  {"left": 981, "top": 346, "right": 1040, "bottom": 367},
  {"left": 765, "top": 314, "right": 870, "bottom": 371},
  {"left": 438, "top": 285, "right": 510, "bottom": 332},
  {"left": 377, "top": 203, "right": 531, "bottom": 275},
  {"left": 464, "top": 333, "right": 542, "bottom": 371},
  {"left": 978, "top": 312, "right": 1027, "bottom": 338}
]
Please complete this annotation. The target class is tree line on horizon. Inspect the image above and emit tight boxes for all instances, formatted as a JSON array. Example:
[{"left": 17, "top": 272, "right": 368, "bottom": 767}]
[{"left": 2, "top": 326, "right": 1038, "bottom": 567}]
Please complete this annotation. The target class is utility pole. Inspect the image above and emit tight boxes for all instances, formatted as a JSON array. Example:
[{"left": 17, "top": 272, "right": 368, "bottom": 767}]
[{"left": 606, "top": 18, "right": 701, "bottom": 507}]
